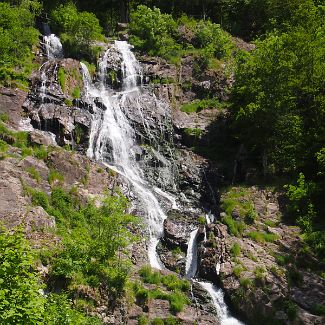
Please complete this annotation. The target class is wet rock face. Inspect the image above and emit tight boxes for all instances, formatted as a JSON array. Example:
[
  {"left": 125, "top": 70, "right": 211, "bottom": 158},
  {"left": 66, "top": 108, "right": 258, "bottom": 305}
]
[{"left": 23, "top": 59, "right": 91, "bottom": 150}]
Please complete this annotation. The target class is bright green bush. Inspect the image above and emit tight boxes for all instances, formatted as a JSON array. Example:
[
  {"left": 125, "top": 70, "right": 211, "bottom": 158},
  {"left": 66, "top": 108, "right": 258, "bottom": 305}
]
[
  {"left": 129, "top": 5, "right": 180, "bottom": 62},
  {"left": 0, "top": 1, "right": 40, "bottom": 85},
  {"left": 0, "top": 228, "right": 45, "bottom": 324},
  {"left": 230, "top": 242, "right": 241, "bottom": 257},
  {"left": 51, "top": 2, "right": 103, "bottom": 61},
  {"left": 180, "top": 98, "right": 221, "bottom": 113}
]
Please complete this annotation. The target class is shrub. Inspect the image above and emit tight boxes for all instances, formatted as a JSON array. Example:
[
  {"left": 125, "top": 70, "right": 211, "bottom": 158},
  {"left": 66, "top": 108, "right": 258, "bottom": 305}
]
[
  {"left": 30, "top": 189, "right": 50, "bottom": 210},
  {"left": 0, "top": 113, "right": 9, "bottom": 122},
  {"left": 222, "top": 216, "right": 245, "bottom": 237},
  {"left": 180, "top": 98, "right": 221, "bottom": 113},
  {"left": 26, "top": 166, "right": 41, "bottom": 183},
  {"left": 230, "top": 242, "right": 241, "bottom": 257},
  {"left": 138, "top": 315, "right": 149, "bottom": 325},
  {"left": 233, "top": 265, "right": 244, "bottom": 278},
  {"left": 245, "top": 208, "right": 256, "bottom": 224},
  {"left": 51, "top": 3, "right": 103, "bottom": 61},
  {"left": 0, "top": 228, "right": 45, "bottom": 324},
  {"left": 240, "top": 277, "right": 253, "bottom": 288},
  {"left": 151, "top": 318, "right": 164, "bottom": 325},
  {"left": 312, "top": 304, "right": 325, "bottom": 316},
  {"left": 0, "top": 2, "right": 39, "bottom": 85},
  {"left": 48, "top": 169, "right": 64, "bottom": 185},
  {"left": 254, "top": 266, "right": 266, "bottom": 280},
  {"left": 247, "top": 231, "right": 278, "bottom": 243},
  {"left": 72, "top": 86, "right": 80, "bottom": 99},
  {"left": 169, "top": 290, "right": 190, "bottom": 314},
  {"left": 58, "top": 67, "right": 65, "bottom": 91},
  {"left": 139, "top": 265, "right": 161, "bottom": 284},
  {"left": 129, "top": 5, "right": 180, "bottom": 62},
  {"left": 33, "top": 145, "right": 49, "bottom": 160},
  {"left": 161, "top": 274, "right": 190, "bottom": 292}
]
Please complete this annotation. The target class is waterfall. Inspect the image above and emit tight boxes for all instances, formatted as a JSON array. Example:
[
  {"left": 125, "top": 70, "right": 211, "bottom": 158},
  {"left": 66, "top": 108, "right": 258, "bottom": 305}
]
[
  {"left": 198, "top": 282, "right": 244, "bottom": 325},
  {"left": 185, "top": 228, "right": 199, "bottom": 278},
  {"left": 185, "top": 228, "right": 245, "bottom": 324},
  {"left": 82, "top": 40, "right": 245, "bottom": 323},
  {"left": 82, "top": 41, "right": 168, "bottom": 269},
  {"left": 43, "top": 34, "right": 63, "bottom": 60}
]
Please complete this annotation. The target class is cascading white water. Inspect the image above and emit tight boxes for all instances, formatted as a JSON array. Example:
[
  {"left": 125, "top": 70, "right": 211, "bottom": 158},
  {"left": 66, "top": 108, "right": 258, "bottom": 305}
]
[
  {"left": 185, "top": 228, "right": 245, "bottom": 324},
  {"left": 82, "top": 41, "right": 168, "bottom": 269},
  {"left": 43, "top": 34, "right": 63, "bottom": 60},
  {"left": 185, "top": 228, "right": 199, "bottom": 278},
  {"left": 198, "top": 282, "right": 244, "bottom": 325}
]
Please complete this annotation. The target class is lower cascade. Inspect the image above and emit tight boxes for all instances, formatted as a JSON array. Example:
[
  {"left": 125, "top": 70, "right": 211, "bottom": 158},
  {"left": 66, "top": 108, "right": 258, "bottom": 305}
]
[{"left": 81, "top": 40, "right": 244, "bottom": 323}]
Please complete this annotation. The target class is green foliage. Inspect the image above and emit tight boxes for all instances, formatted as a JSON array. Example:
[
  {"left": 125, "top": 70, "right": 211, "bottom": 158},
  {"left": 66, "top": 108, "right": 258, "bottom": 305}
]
[
  {"left": 57, "top": 67, "right": 66, "bottom": 92},
  {"left": 183, "top": 128, "right": 203, "bottom": 138},
  {"left": 180, "top": 98, "right": 222, "bottom": 113},
  {"left": 198, "top": 216, "right": 206, "bottom": 225},
  {"left": 129, "top": 5, "right": 233, "bottom": 65},
  {"left": 48, "top": 169, "right": 64, "bottom": 186},
  {"left": 138, "top": 315, "right": 149, "bottom": 325},
  {"left": 230, "top": 242, "right": 241, "bottom": 257},
  {"left": 152, "top": 318, "right": 164, "bottom": 325},
  {"left": 286, "top": 268, "right": 303, "bottom": 287},
  {"left": 0, "top": 113, "right": 9, "bottom": 123},
  {"left": 285, "top": 173, "right": 316, "bottom": 233},
  {"left": 51, "top": 2, "right": 103, "bottom": 61},
  {"left": 312, "top": 304, "right": 325, "bottom": 316},
  {"left": 0, "top": 139, "right": 8, "bottom": 153},
  {"left": 245, "top": 208, "right": 256, "bottom": 224},
  {"left": 26, "top": 166, "right": 41, "bottom": 183},
  {"left": 239, "top": 277, "right": 253, "bottom": 288},
  {"left": 233, "top": 265, "right": 244, "bottom": 278},
  {"left": 0, "top": 228, "right": 45, "bottom": 324},
  {"left": 247, "top": 231, "right": 278, "bottom": 243},
  {"left": 254, "top": 266, "right": 266, "bottom": 280},
  {"left": 129, "top": 5, "right": 179, "bottom": 62},
  {"left": 0, "top": 1, "right": 39, "bottom": 85},
  {"left": 139, "top": 266, "right": 190, "bottom": 292},
  {"left": 222, "top": 216, "right": 245, "bottom": 237},
  {"left": 139, "top": 266, "right": 161, "bottom": 284},
  {"left": 44, "top": 188, "right": 136, "bottom": 297},
  {"left": 72, "top": 86, "right": 81, "bottom": 99},
  {"left": 44, "top": 293, "right": 101, "bottom": 324}
]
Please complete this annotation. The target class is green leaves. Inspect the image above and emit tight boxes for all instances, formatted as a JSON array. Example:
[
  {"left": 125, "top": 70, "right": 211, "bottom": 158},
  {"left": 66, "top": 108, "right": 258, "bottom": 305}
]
[
  {"left": 51, "top": 3, "right": 103, "bottom": 61},
  {"left": 0, "top": 228, "right": 45, "bottom": 324},
  {"left": 0, "top": 1, "right": 39, "bottom": 85}
]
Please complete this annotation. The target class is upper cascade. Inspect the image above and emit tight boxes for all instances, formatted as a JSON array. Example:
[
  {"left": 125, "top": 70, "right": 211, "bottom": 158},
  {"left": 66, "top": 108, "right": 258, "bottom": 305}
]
[
  {"left": 82, "top": 41, "right": 169, "bottom": 268},
  {"left": 43, "top": 34, "right": 63, "bottom": 60}
]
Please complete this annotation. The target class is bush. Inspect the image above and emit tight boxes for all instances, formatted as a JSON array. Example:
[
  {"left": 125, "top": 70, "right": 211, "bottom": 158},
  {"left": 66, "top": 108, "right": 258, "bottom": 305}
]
[
  {"left": 239, "top": 277, "right": 253, "bottom": 288},
  {"left": 222, "top": 216, "right": 245, "bottom": 237},
  {"left": 0, "top": 228, "right": 45, "bottom": 324},
  {"left": 0, "top": 2, "right": 40, "bottom": 85},
  {"left": 230, "top": 242, "right": 241, "bottom": 257},
  {"left": 48, "top": 169, "right": 64, "bottom": 185},
  {"left": 51, "top": 3, "right": 103, "bottom": 61},
  {"left": 26, "top": 166, "right": 41, "bottom": 183},
  {"left": 180, "top": 98, "right": 221, "bottom": 113},
  {"left": 169, "top": 290, "right": 190, "bottom": 314},
  {"left": 129, "top": 5, "right": 180, "bottom": 62},
  {"left": 247, "top": 231, "right": 278, "bottom": 243}
]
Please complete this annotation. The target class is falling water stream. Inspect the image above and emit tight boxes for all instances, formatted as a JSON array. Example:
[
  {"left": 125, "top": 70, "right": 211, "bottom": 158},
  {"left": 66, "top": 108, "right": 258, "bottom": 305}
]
[
  {"left": 82, "top": 41, "right": 166, "bottom": 269},
  {"left": 81, "top": 40, "right": 244, "bottom": 324}
]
